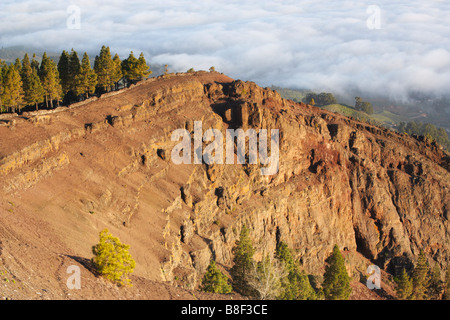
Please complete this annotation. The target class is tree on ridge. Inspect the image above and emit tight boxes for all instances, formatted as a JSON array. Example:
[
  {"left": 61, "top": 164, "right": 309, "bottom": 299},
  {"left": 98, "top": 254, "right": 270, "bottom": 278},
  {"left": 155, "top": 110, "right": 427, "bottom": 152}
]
[{"left": 74, "top": 52, "right": 97, "bottom": 99}]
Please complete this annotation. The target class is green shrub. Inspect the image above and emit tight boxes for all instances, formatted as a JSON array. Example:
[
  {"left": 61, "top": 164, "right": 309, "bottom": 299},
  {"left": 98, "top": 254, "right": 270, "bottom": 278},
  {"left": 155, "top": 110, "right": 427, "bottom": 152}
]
[
  {"left": 201, "top": 261, "right": 232, "bottom": 294},
  {"left": 91, "top": 229, "right": 136, "bottom": 286},
  {"left": 322, "top": 245, "right": 352, "bottom": 300},
  {"left": 275, "top": 241, "right": 317, "bottom": 300}
]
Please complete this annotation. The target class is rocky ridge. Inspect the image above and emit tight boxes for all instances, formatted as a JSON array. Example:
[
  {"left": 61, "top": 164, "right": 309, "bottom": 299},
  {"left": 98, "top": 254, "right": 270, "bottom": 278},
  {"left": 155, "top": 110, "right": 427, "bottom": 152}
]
[{"left": 0, "top": 71, "right": 448, "bottom": 299}]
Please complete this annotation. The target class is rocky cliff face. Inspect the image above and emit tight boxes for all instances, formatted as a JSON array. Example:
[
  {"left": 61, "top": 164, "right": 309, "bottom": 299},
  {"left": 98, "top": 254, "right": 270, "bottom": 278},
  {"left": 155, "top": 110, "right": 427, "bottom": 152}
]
[{"left": 0, "top": 72, "right": 448, "bottom": 298}]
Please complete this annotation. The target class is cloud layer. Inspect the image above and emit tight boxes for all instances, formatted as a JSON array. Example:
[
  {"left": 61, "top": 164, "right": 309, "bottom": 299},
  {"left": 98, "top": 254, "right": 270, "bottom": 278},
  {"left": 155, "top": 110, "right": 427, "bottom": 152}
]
[{"left": 1, "top": 0, "right": 450, "bottom": 100}]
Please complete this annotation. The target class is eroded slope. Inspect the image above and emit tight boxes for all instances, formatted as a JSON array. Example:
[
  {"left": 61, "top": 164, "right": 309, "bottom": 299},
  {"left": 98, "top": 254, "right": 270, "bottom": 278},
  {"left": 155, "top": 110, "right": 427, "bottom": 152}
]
[{"left": 0, "top": 71, "right": 448, "bottom": 299}]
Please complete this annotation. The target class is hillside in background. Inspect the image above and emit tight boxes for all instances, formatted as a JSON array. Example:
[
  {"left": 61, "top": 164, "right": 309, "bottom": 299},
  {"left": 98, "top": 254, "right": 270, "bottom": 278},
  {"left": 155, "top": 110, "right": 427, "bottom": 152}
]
[
  {"left": 272, "top": 86, "right": 450, "bottom": 151},
  {"left": 0, "top": 46, "right": 60, "bottom": 64}
]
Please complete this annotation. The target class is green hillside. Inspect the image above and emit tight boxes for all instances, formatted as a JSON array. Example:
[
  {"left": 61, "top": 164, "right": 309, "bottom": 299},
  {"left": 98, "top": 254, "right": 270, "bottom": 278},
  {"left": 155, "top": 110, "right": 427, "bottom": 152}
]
[
  {"left": 270, "top": 85, "right": 310, "bottom": 103},
  {"left": 322, "top": 104, "right": 415, "bottom": 127}
]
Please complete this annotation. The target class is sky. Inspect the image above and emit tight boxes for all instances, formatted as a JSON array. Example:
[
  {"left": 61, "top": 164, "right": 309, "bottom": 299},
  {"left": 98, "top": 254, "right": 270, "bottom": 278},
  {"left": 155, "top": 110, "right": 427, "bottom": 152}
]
[{"left": 1, "top": 0, "right": 450, "bottom": 101}]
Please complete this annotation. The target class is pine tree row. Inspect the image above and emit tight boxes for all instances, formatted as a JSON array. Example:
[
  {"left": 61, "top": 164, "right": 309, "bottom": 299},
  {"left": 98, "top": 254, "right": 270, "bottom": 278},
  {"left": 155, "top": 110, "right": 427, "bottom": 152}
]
[
  {"left": 0, "top": 46, "right": 151, "bottom": 113},
  {"left": 200, "top": 225, "right": 352, "bottom": 300},
  {"left": 201, "top": 225, "right": 450, "bottom": 300},
  {"left": 395, "top": 250, "right": 450, "bottom": 300}
]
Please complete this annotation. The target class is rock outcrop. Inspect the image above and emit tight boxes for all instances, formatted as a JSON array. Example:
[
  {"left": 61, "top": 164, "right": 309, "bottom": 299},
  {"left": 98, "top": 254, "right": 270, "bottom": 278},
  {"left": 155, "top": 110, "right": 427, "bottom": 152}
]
[{"left": 0, "top": 72, "right": 448, "bottom": 298}]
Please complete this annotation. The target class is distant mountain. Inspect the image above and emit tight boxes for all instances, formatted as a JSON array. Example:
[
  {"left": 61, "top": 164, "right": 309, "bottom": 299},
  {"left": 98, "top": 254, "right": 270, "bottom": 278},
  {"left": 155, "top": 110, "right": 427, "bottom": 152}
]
[
  {"left": 0, "top": 45, "right": 59, "bottom": 63},
  {"left": 272, "top": 85, "right": 450, "bottom": 133}
]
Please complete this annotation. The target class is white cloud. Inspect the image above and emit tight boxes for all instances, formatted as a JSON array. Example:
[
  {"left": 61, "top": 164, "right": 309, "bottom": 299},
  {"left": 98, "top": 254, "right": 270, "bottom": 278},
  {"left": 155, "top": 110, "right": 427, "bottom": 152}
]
[{"left": 1, "top": 0, "right": 449, "bottom": 100}]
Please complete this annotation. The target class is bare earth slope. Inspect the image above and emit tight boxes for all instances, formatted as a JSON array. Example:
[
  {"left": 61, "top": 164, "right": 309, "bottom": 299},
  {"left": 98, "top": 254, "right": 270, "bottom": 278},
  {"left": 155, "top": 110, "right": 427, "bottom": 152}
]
[{"left": 0, "top": 71, "right": 448, "bottom": 300}]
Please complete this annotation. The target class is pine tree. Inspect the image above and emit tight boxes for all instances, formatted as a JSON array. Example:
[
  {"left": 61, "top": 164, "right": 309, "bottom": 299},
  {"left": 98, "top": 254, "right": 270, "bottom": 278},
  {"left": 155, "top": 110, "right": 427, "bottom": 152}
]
[
  {"left": 200, "top": 260, "right": 232, "bottom": 294},
  {"left": 22, "top": 53, "right": 44, "bottom": 110},
  {"left": 444, "top": 267, "right": 450, "bottom": 300},
  {"left": 27, "top": 71, "right": 44, "bottom": 110},
  {"left": 428, "top": 264, "right": 443, "bottom": 300},
  {"left": 68, "top": 49, "right": 81, "bottom": 93},
  {"left": 395, "top": 268, "right": 413, "bottom": 300},
  {"left": 0, "top": 59, "right": 4, "bottom": 112},
  {"left": 275, "top": 241, "right": 316, "bottom": 300},
  {"left": 74, "top": 52, "right": 97, "bottom": 99},
  {"left": 30, "top": 54, "right": 40, "bottom": 73},
  {"left": 290, "top": 269, "right": 318, "bottom": 300},
  {"left": 276, "top": 242, "right": 302, "bottom": 300},
  {"left": 22, "top": 54, "right": 44, "bottom": 110},
  {"left": 121, "top": 51, "right": 151, "bottom": 86},
  {"left": 322, "top": 245, "right": 352, "bottom": 300},
  {"left": 121, "top": 51, "right": 139, "bottom": 86},
  {"left": 111, "top": 53, "right": 123, "bottom": 90},
  {"left": 94, "top": 45, "right": 114, "bottom": 92},
  {"left": 137, "top": 52, "right": 151, "bottom": 80},
  {"left": 39, "top": 53, "right": 62, "bottom": 108},
  {"left": 57, "top": 50, "right": 71, "bottom": 96},
  {"left": 13, "top": 58, "right": 22, "bottom": 75},
  {"left": 91, "top": 229, "right": 136, "bottom": 286},
  {"left": 230, "top": 224, "right": 255, "bottom": 296},
  {"left": 21, "top": 53, "right": 32, "bottom": 80},
  {"left": 2, "top": 64, "right": 24, "bottom": 113},
  {"left": 275, "top": 242, "right": 296, "bottom": 274},
  {"left": 411, "top": 250, "right": 430, "bottom": 300}
]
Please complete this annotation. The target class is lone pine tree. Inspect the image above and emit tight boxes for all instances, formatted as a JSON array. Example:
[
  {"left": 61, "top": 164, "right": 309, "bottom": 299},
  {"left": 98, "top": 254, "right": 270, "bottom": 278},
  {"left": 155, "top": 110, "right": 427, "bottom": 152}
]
[
  {"left": 230, "top": 224, "right": 255, "bottom": 296},
  {"left": 91, "top": 229, "right": 136, "bottom": 286},
  {"left": 200, "top": 260, "right": 232, "bottom": 294},
  {"left": 322, "top": 245, "right": 352, "bottom": 300}
]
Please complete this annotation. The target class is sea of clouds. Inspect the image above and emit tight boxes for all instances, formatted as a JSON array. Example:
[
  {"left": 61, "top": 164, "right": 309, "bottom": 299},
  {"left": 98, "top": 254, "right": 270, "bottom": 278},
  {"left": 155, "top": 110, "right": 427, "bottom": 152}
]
[{"left": 1, "top": 0, "right": 449, "bottom": 101}]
